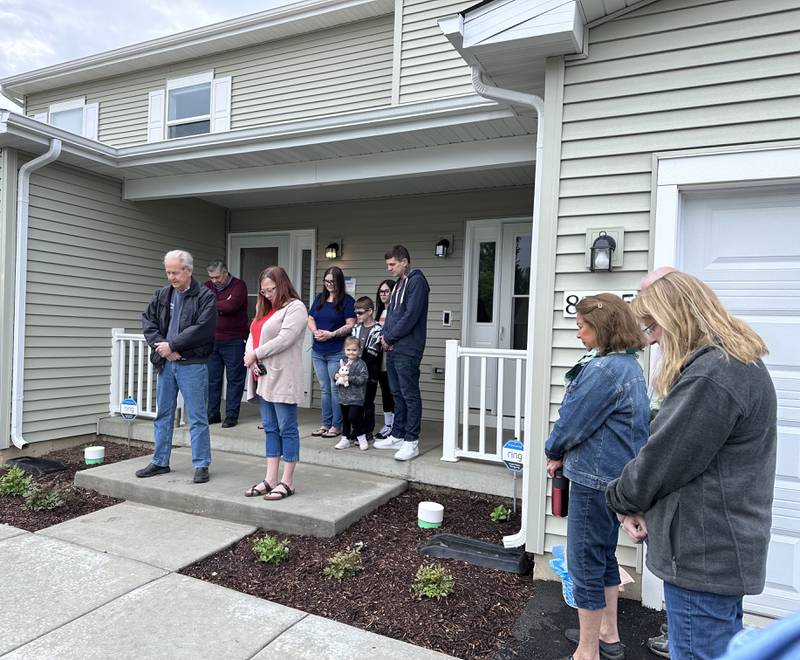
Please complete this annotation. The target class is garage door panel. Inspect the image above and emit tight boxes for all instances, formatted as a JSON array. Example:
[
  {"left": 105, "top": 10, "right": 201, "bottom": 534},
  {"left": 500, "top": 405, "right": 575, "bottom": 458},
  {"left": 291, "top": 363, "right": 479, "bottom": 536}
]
[{"left": 682, "top": 185, "right": 800, "bottom": 617}]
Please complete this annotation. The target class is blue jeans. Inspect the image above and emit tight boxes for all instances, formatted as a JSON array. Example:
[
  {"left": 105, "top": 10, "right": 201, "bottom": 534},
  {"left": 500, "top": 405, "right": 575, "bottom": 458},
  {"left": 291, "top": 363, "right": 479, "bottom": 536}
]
[
  {"left": 153, "top": 362, "right": 211, "bottom": 468},
  {"left": 566, "top": 481, "right": 621, "bottom": 610},
  {"left": 258, "top": 396, "right": 300, "bottom": 462},
  {"left": 664, "top": 581, "right": 743, "bottom": 660},
  {"left": 386, "top": 352, "right": 422, "bottom": 441},
  {"left": 312, "top": 350, "right": 344, "bottom": 429},
  {"left": 207, "top": 339, "right": 246, "bottom": 419}
]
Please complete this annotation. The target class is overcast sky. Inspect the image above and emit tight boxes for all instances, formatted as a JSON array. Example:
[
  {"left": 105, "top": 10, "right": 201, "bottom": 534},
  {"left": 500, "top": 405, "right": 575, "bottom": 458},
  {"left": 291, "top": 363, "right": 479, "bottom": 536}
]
[{"left": 0, "top": 0, "right": 294, "bottom": 110}]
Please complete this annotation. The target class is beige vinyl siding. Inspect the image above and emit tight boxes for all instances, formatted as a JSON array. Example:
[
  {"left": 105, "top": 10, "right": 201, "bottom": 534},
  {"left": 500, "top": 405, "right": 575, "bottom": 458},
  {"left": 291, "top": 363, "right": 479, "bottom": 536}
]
[
  {"left": 22, "top": 161, "right": 225, "bottom": 443},
  {"left": 541, "top": 0, "right": 800, "bottom": 554},
  {"left": 230, "top": 186, "right": 532, "bottom": 420},
  {"left": 398, "top": 0, "right": 474, "bottom": 104},
  {"left": 26, "top": 16, "right": 394, "bottom": 148}
]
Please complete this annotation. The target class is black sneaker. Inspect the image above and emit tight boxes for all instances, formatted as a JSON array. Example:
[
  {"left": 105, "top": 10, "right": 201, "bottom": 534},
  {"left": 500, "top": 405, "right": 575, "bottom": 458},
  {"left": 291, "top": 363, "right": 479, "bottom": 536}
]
[
  {"left": 208, "top": 414, "right": 222, "bottom": 424},
  {"left": 221, "top": 417, "right": 238, "bottom": 428},
  {"left": 565, "top": 629, "right": 625, "bottom": 660},
  {"left": 135, "top": 463, "right": 170, "bottom": 478},
  {"left": 193, "top": 467, "right": 210, "bottom": 483}
]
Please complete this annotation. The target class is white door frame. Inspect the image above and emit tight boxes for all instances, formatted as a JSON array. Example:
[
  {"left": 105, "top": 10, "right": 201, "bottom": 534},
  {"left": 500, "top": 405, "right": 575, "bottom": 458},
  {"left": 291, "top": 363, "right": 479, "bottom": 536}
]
[
  {"left": 227, "top": 228, "right": 316, "bottom": 407},
  {"left": 643, "top": 142, "right": 800, "bottom": 611}
]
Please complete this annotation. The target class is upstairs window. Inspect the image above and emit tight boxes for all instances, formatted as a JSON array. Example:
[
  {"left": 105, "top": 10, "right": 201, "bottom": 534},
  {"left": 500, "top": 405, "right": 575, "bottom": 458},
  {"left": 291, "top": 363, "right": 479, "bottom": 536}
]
[
  {"left": 31, "top": 97, "right": 99, "bottom": 140},
  {"left": 147, "top": 71, "right": 231, "bottom": 142}
]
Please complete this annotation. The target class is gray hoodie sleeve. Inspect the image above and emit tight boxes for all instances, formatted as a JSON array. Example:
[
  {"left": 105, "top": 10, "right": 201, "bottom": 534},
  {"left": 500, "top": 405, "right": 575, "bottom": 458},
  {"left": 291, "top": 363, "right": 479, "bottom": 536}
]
[
  {"left": 348, "top": 359, "right": 369, "bottom": 386},
  {"left": 606, "top": 373, "right": 742, "bottom": 515}
]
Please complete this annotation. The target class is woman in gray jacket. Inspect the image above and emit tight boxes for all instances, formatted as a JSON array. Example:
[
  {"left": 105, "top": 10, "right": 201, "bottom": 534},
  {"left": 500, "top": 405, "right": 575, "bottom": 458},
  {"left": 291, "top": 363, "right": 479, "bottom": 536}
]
[{"left": 606, "top": 271, "right": 777, "bottom": 660}]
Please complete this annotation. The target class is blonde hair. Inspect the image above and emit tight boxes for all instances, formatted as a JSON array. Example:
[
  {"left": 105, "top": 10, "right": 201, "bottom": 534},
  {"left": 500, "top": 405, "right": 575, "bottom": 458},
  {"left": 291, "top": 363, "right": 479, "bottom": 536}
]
[{"left": 631, "top": 272, "right": 767, "bottom": 398}]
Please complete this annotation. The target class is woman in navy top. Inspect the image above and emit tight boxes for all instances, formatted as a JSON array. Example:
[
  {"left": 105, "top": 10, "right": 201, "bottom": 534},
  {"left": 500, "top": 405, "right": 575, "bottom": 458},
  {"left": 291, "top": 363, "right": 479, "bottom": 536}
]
[{"left": 307, "top": 266, "right": 356, "bottom": 437}]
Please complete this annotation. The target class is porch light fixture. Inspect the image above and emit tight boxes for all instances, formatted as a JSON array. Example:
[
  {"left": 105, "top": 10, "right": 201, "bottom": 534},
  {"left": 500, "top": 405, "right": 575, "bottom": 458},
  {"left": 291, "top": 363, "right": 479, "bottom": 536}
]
[
  {"left": 325, "top": 242, "right": 340, "bottom": 260},
  {"left": 589, "top": 231, "right": 617, "bottom": 272},
  {"left": 435, "top": 238, "right": 450, "bottom": 258}
]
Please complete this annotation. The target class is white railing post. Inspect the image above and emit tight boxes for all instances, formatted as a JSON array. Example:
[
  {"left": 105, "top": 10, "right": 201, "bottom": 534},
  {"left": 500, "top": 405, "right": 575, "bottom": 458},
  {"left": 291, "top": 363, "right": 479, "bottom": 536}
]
[
  {"left": 441, "top": 339, "right": 460, "bottom": 462},
  {"left": 109, "top": 328, "right": 124, "bottom": 415}
]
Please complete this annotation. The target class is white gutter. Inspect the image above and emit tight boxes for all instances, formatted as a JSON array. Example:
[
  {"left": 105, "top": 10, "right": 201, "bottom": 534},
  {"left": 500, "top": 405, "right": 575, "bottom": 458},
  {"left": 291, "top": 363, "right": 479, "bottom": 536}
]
[
  {"left": 0, "top": 84, "right": 23, "bottom": 111},
  {"left": 10, "top": 139, "right": 62, "bottom": 449},
  {"left": 469, "top": 65, "right": 544, "bottom": 550}
]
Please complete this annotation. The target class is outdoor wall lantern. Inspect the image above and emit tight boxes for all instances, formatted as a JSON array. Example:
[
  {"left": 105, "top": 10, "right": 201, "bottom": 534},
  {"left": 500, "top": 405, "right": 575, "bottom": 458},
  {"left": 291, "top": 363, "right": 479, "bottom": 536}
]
[
  {"left": 589, "top": 231, "right": 616, "bottom": 272},
  {"left": 435, "top": 238, "right": 450, "bottom": 258},
  {"left": 325, "top": 242, "right": 340, "bottom": 260}
]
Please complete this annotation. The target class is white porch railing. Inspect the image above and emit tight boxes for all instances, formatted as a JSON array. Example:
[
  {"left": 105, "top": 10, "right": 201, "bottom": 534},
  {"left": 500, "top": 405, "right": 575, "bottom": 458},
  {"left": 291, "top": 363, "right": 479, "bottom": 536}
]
[
  {"left": 442, "top": 339, "right": 527, "bottom": 463},
  {"left": 110, "top": 329, "right": 158, "bottom": 418}
]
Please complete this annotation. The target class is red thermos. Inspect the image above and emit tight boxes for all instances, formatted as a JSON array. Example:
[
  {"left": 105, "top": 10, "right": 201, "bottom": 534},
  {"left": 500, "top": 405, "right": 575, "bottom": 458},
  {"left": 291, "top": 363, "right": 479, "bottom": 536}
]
[{"left": 552, "top": 469, "right": 570, "bottom": 517}]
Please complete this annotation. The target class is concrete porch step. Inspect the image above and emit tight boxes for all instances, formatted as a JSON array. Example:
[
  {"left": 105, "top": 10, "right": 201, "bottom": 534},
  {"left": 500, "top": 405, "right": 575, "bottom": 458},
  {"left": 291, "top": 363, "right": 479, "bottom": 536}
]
[{"left": 75, "top": 449, "right": 407, "bottom": 537}]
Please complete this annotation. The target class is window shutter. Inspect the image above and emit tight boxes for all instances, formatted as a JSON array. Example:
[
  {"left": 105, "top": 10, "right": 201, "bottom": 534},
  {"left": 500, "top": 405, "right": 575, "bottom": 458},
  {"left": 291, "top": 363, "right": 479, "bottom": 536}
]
[
  {"left": 147, "top": 90, "right": 165, "bottom": 142},
  {"left": 211, "top": 76, "right": 231, "bottom": 133},
  {"left": 83, "top": 102, "right": 99, "bottom": 140},
  {"left": 32, "top": 112, "right": 48, "bottom": 123}
]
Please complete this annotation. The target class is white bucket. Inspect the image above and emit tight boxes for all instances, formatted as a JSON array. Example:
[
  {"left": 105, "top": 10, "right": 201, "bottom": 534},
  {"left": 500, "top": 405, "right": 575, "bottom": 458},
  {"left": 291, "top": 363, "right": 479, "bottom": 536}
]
[
  {"left": 418, "top": 501, "right": 444, "bottom": 529},
  {"left": 84, "top": 446, "right": 105, "bottom": 465}
]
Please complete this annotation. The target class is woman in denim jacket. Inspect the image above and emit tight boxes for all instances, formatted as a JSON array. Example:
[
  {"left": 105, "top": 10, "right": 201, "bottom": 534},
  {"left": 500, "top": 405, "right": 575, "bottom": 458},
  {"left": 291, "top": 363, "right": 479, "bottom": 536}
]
[{"left": 545, "top": 293, "right": 649, "bottom": 660}]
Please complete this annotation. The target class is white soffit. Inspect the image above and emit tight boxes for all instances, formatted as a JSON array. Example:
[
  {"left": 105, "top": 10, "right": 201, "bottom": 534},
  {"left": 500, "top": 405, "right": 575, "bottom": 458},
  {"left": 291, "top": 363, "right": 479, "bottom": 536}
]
[{"left": 0, "top": 0, "right": 393, "bottom": 97}]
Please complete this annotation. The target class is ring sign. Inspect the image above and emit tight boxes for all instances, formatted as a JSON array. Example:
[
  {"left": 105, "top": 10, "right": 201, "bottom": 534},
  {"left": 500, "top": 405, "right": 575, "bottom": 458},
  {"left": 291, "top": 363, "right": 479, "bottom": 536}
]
[
  {"left": 502, "top": 439, "right": 524, "bottom": 472},
  {"left": 120, "top": 398, "right": 138, "bottom": 421}
]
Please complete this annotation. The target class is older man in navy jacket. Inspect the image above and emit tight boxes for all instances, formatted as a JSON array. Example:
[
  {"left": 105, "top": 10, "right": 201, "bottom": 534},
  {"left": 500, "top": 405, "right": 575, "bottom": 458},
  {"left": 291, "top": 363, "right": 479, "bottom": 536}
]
[
  {"left": 138, "top": 249, "right": 217, "bottom": 483},
  {"left": 375, "top": 245, "right": 430, "bottom": 461}
]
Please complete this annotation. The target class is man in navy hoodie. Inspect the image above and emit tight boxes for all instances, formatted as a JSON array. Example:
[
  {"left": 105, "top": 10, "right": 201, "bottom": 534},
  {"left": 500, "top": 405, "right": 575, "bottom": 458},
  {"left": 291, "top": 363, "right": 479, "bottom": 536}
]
[{"left": 375, "top": 245, "right": 430, "bottom": 461}]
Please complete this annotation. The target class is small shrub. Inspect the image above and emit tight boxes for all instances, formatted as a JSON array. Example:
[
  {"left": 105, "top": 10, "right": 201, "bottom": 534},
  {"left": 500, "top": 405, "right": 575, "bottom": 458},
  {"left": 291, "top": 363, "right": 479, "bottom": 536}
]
[
  {"left": 490, "top": 504, "right": 511, "bottom": 523},
  {"left": 252, "top": 534, "right": 290, "bottom": 565},
  {"left": 323, "top": 547, "right": 363, "bottom": 580},
  {"left": 24, "top": 486, "right": 65, "bottom": 511},
  {"left": 412, "top": 561, "right": 455, "bottom": 599},
  {"left": 0, "top": 467, "right": 32, "bottom": 497}
]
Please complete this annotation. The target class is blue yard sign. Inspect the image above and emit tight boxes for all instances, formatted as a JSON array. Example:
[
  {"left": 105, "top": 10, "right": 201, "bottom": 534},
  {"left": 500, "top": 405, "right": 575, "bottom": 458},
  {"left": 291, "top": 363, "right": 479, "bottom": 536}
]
[
  {"left": 120, "top": 398, "right": 138, "bottom": 421},
  {"left": 502, "top": 439, "right": 524, "bottom": 472}
]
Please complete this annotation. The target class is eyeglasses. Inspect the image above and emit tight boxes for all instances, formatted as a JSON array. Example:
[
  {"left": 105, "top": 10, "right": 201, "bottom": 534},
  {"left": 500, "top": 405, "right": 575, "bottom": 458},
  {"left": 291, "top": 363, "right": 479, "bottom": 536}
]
[
  {"left": 379, "top": 289, "right": 390, "bottom": 295},
  {"left": 642, "top": 321, "right": 657, "bottom": 336},
  {"left": 324, "top": 279, "right": 335, "bottom": 286},
  {"left": 355, "top": 309, "right": 370, "bottom": 315},
  {"left": 260, "top": 287, "right": 276, "bottom": 295}
]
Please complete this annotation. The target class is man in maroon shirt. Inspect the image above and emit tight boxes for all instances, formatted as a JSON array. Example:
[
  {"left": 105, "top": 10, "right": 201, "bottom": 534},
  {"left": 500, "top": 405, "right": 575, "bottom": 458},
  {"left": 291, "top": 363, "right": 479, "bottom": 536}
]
[{"left": 204, "top": 260, "right": 249, "bottom": 428}]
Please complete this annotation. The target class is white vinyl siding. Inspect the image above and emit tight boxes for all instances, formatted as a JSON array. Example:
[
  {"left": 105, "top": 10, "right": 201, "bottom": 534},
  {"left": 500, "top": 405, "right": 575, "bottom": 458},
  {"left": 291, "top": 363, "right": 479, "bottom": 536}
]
[
  {"left": 25, "top": 16, "right": 394, "bottom": 148},
  {"left": 398, "top": 0, "right": 474, "bottom": 104},
  {"left": 22, "top": 161, "right": 225, "bottom": 443},
  {"left": 542, "top": 0, "right": 800, "bottom": 556},
  {"left": 230, "top": 186, "right": 532, "bottom": 419}
]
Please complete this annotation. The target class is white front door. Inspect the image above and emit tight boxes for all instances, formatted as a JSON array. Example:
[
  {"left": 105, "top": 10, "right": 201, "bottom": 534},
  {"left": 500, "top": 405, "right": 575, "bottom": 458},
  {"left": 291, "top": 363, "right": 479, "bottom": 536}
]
[
  {"left": 228, "top": 230, "right": 315, "bottom": 407},
  {"left": 464, "top": 219, "right": 531, "bottom": 424},
  {"left": 681, "top": 186, "right": 800, "bottom": 617}
]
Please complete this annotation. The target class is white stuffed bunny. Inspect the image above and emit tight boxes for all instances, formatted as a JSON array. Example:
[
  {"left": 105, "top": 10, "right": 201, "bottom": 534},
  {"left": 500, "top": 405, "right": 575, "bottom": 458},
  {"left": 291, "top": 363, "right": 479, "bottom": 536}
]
[{"left": 336, "top": 359, "right": 350, "bottom": 387}]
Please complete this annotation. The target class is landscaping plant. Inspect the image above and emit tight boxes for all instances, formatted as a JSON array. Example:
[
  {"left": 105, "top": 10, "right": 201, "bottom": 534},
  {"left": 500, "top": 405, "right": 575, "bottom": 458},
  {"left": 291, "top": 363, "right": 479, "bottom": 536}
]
[
  {"left": 323, "top": 546, "right": 363, "bottom": 580},
  {"left": 0, "top": 467, "right": 32, "bottom": 497},
  {"left": 252, "top": 534, "right": 290, "bottom": 565},
  {"left": 24, "top": 486, "right": 65, "bottom": 511},
  {"left": 490, "top": 504, "right": 511, "bottom": 522},
  {"left": 412, "top": 561, "right": 455, "bottom": 599}
]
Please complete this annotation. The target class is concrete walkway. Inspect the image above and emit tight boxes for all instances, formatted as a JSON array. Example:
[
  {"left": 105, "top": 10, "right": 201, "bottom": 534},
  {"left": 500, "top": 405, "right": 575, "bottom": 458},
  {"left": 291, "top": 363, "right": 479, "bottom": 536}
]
[{"left": 0, "top": 506, "right": 456, "bottom": 659}]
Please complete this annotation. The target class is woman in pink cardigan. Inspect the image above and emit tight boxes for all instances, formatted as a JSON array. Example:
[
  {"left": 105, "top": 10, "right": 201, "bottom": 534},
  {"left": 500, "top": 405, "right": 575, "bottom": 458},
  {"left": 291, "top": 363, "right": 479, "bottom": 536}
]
[{"left": 243, "top": 266, "right": 308, "bottom": 501}]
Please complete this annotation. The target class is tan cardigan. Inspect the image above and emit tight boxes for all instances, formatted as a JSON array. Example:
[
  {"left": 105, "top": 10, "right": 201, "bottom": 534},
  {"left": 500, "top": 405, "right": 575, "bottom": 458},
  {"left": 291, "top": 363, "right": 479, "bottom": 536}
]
[{"left": 245, "top": 298, "right": 308, "bottom": 405}]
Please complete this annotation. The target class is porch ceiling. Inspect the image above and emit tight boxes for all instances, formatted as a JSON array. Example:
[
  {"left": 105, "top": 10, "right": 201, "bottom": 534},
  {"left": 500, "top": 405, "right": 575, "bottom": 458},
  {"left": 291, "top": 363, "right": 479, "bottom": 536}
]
[{"left": 197, "top": 164, "right": 534, "bottom": 208}]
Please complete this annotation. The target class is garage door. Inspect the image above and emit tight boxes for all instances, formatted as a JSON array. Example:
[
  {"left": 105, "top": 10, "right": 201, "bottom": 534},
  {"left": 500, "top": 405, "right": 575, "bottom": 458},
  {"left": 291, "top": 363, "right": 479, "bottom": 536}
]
[{"left": 682, "top": 185, "right": 800, "bottom": 618}]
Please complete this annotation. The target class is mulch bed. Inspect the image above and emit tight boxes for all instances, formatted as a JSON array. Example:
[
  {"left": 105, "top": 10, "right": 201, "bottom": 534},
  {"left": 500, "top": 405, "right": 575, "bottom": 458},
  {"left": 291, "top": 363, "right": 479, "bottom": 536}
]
[
  {"left": 0, "top": 440, "right": 150, "bottom": 531},
  {"left": 182, "top": 486, "right": 533, "bottom": 660}
]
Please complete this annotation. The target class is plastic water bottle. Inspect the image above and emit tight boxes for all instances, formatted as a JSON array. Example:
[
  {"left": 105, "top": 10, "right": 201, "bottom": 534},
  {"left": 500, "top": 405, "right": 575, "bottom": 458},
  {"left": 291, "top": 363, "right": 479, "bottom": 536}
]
[{"left": 549, "top": 545, "right": 577, "bottom": 608}]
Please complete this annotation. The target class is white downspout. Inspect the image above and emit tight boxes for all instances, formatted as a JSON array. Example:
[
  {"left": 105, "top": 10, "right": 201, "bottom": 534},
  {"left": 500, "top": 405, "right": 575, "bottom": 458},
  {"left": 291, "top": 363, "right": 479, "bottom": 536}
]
[
  {"left": 11, "top": 139, "right": 62, "bottom": 448},
  {"left": 469, "top": 65, "right": 544, "bottom": 549}
]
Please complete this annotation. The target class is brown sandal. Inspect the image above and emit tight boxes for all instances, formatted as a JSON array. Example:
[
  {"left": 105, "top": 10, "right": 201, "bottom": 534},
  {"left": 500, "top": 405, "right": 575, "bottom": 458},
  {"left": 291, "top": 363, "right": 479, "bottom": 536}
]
[
  {"left": 311, "top": 426, "right": 327, "bottom": 436},
  {"left": 264, "top": 482, "right": 295, "bottom": 501},
  {"left": 244, "top": 480, "right": 272, "bottom": 497},
  {"left": 320, "top": 427, "right": 341, "bottom": 438}
]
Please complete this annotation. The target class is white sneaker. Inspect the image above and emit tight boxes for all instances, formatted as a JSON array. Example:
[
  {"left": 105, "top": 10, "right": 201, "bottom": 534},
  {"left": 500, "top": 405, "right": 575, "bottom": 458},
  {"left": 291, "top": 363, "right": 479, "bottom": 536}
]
[
  {"left": 393, "top": 440, "right": 419, "bottom": 461},
  {"left": 373, "top": 435, "right": 403, "bottom": 450},
  {"left": 334, "top": 437, "right": 351, "bottom": 450},
  {"left": 375, "top": 425, "right": 393, "bottom": 439},
  {"left": 357, "top": 435, "right": 369, "bottom": 451}
]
